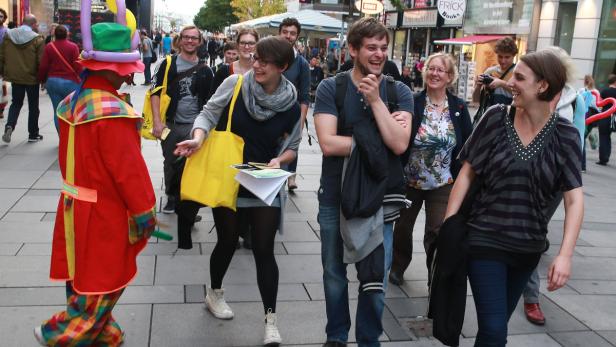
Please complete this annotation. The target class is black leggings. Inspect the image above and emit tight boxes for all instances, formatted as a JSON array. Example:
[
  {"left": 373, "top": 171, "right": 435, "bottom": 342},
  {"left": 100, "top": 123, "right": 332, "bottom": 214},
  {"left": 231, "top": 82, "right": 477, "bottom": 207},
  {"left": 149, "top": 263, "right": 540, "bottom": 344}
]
[{"left": 210, "top": 206, "right": 281, "bottom": 313}]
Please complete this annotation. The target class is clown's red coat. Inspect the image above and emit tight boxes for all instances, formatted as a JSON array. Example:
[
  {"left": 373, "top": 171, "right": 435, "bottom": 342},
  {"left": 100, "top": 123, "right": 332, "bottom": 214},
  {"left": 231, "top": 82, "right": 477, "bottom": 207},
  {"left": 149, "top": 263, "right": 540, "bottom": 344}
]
[{"left": 50, "top": 76, "right": 157, "bottom": 294}]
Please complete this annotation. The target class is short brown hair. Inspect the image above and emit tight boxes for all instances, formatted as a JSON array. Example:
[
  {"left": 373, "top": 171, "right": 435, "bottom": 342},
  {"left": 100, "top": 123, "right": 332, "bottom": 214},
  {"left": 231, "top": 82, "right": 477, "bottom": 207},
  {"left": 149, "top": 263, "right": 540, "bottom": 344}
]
[
  {"left": 55, "top": 24, "right": 68, "bottom": 40},
  {"left": 223, "top": 42, "right": 238, "bottom": 52},
  {"left": 519, "top": 50, "right": 567, "bottom": 101},
  {"left": 180, "top": 25, "right": 202, "bottom": 44},
  {"left": 279, "top": 17, "right": 301, "bottom": 35},
  {"left": 347, "top": 17, "right": 389, "bottom": 50},
  {"left": 494, "top": 37, "right": 518, "bottom": 55},
  {"left": 608, "top": 74, "right": 616, "bottom": 85},
  {"left": 422, "top": 52, "right": 459, "bottom": 88},
  {"left": 255, "top": 36, "right": 294, "bottom": 70},
  {"left": 235, "top": 27, "right": 259, "bottom": 44}
]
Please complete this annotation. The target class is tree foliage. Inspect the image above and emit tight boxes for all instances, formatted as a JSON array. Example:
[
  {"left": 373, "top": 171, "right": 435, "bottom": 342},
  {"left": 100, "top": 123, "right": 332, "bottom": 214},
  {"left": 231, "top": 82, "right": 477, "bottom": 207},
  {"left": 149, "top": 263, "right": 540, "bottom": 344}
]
[
  {"left": 230, "top": 0, "right": 286, "bottom": 22},
  {"left": 193, "top": 0, "right": 239, "bottom": 33}
]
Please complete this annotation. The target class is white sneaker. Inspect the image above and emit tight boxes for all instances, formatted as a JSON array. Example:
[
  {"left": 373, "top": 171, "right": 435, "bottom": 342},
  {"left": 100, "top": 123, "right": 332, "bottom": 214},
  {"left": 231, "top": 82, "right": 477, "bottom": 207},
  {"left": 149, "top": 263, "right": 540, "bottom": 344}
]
[
  {"left": 205, "top": 286, "right": 234, "bottom": 319},
  {"left": 263, "top": 309, "right": 282, "bottom": 346},
  {"left": 33, "top": 326, "right": 45, "bottom": 346}
]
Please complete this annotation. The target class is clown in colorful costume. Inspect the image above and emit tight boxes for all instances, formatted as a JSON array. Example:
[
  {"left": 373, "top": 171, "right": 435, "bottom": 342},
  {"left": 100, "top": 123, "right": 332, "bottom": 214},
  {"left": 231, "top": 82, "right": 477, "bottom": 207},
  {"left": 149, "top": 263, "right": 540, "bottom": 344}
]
[{"left": 35, "top": 2, "right": 153, "bottom": 345}]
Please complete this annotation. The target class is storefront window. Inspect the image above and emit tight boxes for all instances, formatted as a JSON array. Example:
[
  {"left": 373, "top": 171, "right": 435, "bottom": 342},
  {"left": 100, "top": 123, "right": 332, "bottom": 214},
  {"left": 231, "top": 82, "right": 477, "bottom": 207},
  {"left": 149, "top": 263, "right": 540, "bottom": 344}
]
[
  {"left": 594, "top": 0, "right": 616, "bottom": 89},
  {"left": 392, "top": 30, "right": 408, "bottom": 68},
  {"left": 430, "top": 28, "right": 450, "bottom": 53},
  {"left": 408, "top": 28, "right": 427, "bottom": 58},
  {"left": 464, "top": 0, "right": 533, "bottom": 34},
  {"left": 555, "top": 2, "right": 577, "bottom": 54}
]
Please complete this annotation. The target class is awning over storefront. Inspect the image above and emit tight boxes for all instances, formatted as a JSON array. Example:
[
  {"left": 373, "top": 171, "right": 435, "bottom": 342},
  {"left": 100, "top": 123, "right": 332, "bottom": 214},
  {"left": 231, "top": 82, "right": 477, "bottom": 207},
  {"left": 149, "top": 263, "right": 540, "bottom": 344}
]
[
  {"left": 230, "top": 9, "right": 346, "bottom": 35},
  {"left": 433, "top": 35, "right": 506, "bottom": 45}
]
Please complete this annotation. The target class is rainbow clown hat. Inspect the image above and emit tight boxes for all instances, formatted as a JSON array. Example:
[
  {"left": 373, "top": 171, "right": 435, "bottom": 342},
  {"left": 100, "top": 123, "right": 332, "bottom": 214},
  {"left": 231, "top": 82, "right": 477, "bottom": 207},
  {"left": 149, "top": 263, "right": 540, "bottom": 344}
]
[{"left": 77, "top": 0, "right": 144, "bottom": 76}]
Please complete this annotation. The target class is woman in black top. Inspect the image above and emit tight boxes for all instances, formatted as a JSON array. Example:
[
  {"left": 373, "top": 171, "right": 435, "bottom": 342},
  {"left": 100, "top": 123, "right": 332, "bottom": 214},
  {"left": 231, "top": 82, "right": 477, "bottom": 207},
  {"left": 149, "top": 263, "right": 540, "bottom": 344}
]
[
  {"left": 210, "top": 27, "right": 258, "bottom": 96},
  {"left": 444, "top": 49, "right": 584, "bottom": 346},
  {"left": 175, "top": 37, "right": 301, "bottom": 346}
]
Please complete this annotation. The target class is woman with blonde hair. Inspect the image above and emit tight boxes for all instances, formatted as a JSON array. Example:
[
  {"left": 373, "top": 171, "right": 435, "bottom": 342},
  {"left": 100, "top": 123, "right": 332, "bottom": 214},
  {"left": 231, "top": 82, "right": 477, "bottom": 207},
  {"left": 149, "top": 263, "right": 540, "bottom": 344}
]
[{"left": 389, "top": 52, "right": 473, "bottom": 285}]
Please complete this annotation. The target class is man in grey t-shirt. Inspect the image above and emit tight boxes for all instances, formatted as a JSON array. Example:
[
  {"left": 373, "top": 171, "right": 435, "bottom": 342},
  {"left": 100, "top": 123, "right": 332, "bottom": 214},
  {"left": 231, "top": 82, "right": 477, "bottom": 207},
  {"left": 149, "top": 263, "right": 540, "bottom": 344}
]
[
  {"left": 140, "top": 31, "right": 154, "bottom": 84},
  {"left": 150, "top": 26, "right": 213, "bottom": 214}
]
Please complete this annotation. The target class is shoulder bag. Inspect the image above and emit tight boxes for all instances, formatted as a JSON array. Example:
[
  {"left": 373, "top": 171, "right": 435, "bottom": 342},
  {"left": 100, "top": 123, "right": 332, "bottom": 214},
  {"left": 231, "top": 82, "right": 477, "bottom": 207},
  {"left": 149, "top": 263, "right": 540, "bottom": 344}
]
[
  {"left": 141, "top": 55, "right": 172, "bottom": 140},
  {"left": 180, "top": 74, "right": 245, "bottom": 211}
]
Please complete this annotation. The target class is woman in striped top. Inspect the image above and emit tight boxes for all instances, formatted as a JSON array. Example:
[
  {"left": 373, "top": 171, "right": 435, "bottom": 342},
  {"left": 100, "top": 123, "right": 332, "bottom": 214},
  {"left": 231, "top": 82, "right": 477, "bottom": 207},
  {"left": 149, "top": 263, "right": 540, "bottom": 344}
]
[{"left": 444, "top": 49, "right": 584, "bottom": 346}]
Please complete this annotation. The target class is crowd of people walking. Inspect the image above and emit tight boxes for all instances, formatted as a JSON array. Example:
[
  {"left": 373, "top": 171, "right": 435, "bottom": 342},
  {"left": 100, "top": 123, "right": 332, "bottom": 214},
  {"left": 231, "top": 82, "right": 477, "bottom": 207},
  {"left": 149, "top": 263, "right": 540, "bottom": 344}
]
[{"left": 1, "top": 5, "right": 615, "bottom": 347}]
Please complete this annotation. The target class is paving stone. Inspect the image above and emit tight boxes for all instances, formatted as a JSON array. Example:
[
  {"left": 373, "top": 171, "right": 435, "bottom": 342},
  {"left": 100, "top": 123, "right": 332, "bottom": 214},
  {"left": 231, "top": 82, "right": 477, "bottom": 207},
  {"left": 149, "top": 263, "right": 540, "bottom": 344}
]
[
  {"left": 0, "top": 188, "right": 27, "bottom": 214},
  {"left": 150, "top": 300, "right": 383, "bottom": 346},
  {"left": 0, "top": 243, "right": 22, "bottom": 256},
  {"left": 566, "top": 280, "right": 616, "bottom": 295},
  {"left": 544, "top": 294, "right": 616, "bottom": 330},
  {"left": 283, "top": 241, "right": 321, "bottom": 254},
  {"left": 0, "top": 222, "right": 55, "bottom": 243},
  {"left": 462, "top": 296, "right": 589, "bottom": 337},
  {"left": 575, "top": 246, "right": 616, "bottom": 258},
  {"left": 11, "top": 189, "right": 60, "bottom": 212},
  {"left": 383, "top": 317, "right": 413, "bottom": 341},
  {"left": 385, "top": 297, "right": 429, "bottom": 318},
  {"left": 155, "top": 254, "right": 324, "bottom": 285},
  {"left": 398, "top": 280, "right": 430, "bottom": 298},
  {"left": 17, "top": 243, "right": 52, "bottom": 255},
  {"left": 0, "top": 154, "right": 57, "bottom": 171},
  {"left": 222, "top": 283, "right": 310, "bottom": 302},
  {"left": 596, "top": 331, "right": 616, "bottom": 345},
  {"left": 277, "top": 221, "right": 320, "bottom": 242},
  {"left": 41, "top": 212, "right": 56, "bottom": 222},
  {"left": 31, "top": 170, "right": 62, "bottom": 189},
  {"left": 0, "top": 170, "right": 42, "bottom": 189},
  {"left": 305, "top": 281, "right": 407, "bottom": 301},
  {"left": 139, "top": 243, "right": 201, "bottom": 256},
  {"left": 504, "top": 333, "right": 561, "bottom": 346},
  {"left": 185, "top": 284, "right": 205, "bottom": 303},
  {"left": 118, "top": 285, "right": 184, "bottom": 304},
  {"left": 0, "top": 286, "right": 65, "bottom": 306},
  {"left": 549, "top": 331, "right": 614, "bottom": 347},
  {"left": 577, "top": 230, "right": 616, "bottom": 248},
  {"left": 1, "top": 212, "right": 44, "bottom": 221},
  {"left": 0, "top": 304, "right": 150, "bottom": 347}
]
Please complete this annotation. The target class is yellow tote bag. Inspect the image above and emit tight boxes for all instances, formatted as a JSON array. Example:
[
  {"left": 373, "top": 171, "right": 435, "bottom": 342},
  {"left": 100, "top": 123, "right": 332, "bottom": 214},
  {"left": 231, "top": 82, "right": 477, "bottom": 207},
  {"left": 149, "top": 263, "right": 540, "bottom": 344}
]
[
  {"left": 141, "top": 55, "right": 172, "bottom": 140},
  {"left": 180, "top": 75, "right": 244, "bottom": 211}
]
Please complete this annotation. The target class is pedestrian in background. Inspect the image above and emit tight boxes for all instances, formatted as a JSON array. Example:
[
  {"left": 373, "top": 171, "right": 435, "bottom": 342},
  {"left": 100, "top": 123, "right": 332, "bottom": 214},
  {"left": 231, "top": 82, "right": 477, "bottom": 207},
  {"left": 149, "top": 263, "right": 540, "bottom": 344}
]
[
  {"left": 175, "top": 36, "right": 301, "bottom": 346},
  {"left": 309, "top": 56, "right": 323, "bottom": 104},
  {"left": 444, "top": 49, "right": 584, "bottom": 346},
  {"left": 213, "top": 41, "right": 238, "bottom": 73},
  {"left": 211, "top": 27, "right": 257, "bottom": 95},
  {"left": 597, "top": 74, "right": 616, "bottom": 166},
  {"left": 38, "top": 24, "right": 81, "bottom": 133},
  {"left": 140, "top": 30, "right": 154, "bottom": 85},
  {"left": 0, "top": 8, "right": 8, "bottom": 119},
  {"left": 400, "top": 65, "right": 413, "bottom": 91},
  {"left": 162, "top": 32, "right": 172, "bottom": 56},
  {"left": 579, "top": 75, "right": 600, "bottom": 170},
  {"left": 389, "top": 52, "right": 472, "bottom": 286},
  {"left": 44, "top": 23, "right": 57, "bottom": 44},
  {"left": 0, "top": 14, "right": 45, "bottom": 143}
]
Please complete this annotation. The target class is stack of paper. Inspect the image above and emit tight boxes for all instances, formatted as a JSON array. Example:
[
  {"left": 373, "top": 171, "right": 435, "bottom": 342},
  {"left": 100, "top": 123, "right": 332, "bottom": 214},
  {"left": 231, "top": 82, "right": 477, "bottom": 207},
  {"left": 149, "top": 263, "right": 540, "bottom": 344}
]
[{"left": 235, "top": 168, "right": 293, "bottom": 205}]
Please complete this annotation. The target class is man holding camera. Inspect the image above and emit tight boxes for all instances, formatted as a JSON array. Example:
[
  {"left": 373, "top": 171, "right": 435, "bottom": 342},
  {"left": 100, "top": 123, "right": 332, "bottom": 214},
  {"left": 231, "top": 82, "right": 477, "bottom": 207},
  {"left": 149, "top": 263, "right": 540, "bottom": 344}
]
[{"left": 475, "top": 37, "right": 517, "bottom": 113}]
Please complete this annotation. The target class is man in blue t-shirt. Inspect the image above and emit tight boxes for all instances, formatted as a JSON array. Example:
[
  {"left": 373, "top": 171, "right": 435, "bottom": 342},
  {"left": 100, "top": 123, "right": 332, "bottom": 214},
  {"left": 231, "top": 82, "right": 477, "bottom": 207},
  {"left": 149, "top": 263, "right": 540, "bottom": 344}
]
[
  {"left": 279, "top": 17, "right": 310, "bottom": 191},
  {"left": 314, "top": 17, "right": 413, "bottom": 346}
]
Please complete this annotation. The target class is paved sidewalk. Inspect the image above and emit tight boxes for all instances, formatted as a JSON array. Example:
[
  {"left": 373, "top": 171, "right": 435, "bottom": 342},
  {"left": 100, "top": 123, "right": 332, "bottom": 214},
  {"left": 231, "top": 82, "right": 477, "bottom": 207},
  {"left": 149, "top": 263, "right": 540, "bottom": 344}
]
[{"left": 1, "top": 78, "right": 615, "bottom": 347}]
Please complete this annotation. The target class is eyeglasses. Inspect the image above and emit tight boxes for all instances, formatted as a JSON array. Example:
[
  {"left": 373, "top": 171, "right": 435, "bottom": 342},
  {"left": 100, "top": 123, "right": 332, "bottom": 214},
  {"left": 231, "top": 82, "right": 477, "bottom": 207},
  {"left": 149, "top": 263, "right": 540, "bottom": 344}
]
[
  {"left": 427, "top": 67, "right": 448, "bottom": 75},
  {"left": 239, "top": 41, "right": 256, "bottom": 47},
  {"left": 181, "top": 35, "right": 200, "bottom": 41},
  {"left": 252, "top": 54, "right": 270, "bottom": 66}
]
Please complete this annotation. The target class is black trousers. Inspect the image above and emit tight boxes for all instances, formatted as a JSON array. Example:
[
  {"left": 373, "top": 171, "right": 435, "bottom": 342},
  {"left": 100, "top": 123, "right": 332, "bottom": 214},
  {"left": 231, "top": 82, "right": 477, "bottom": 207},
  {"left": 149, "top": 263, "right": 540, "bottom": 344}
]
[
  {"left": 6, "top": 83, "right": 40, "bottom": 137},
  {"left": 597, "top": 117, "right": 612, "bottom": 164},
  {"left": 160, "top": 122, "right": 192, "bottom": 200}
]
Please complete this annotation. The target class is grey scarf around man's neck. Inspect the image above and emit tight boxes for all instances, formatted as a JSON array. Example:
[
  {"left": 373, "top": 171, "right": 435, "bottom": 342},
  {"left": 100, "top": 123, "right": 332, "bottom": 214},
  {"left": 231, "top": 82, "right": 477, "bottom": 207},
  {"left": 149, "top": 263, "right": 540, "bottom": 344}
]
[{"left": 241, "top": 70, "right": 297, "bottom": 121}]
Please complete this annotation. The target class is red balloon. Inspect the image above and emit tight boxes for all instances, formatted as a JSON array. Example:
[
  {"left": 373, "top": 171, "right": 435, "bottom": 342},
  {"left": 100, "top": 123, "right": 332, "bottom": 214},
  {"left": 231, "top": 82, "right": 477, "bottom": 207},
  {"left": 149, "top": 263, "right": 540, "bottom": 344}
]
[{"left": 586, "top": 90, "right": 616, "bottom": 125}]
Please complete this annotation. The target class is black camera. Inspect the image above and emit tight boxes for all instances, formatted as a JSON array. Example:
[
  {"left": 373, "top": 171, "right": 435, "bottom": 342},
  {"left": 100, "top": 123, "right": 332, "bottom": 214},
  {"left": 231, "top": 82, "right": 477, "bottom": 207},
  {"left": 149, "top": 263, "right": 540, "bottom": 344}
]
[{"left": 480, "top": 74, "right": 494, "bottom": 85}]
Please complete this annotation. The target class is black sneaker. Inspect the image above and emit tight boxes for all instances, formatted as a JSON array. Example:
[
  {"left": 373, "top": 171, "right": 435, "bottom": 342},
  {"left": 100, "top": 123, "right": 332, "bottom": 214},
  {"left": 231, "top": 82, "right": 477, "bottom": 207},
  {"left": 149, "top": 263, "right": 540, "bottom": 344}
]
[
  {"left": 28, "top": 134, "right": 43, "bottom": 142},
  {"left": 2, "top": 126, "right": 12, "bottom": 143},
  {"left": 162, "top": 198, "right": 176, "bottom": 214}
]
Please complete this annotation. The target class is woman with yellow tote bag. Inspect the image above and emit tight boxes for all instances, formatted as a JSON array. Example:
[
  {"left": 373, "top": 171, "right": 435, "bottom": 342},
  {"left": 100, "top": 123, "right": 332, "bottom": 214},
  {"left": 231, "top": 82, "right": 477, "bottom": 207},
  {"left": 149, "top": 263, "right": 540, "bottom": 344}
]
[{"left": 175, "top": 37, "right": 302, "bottom": 346}]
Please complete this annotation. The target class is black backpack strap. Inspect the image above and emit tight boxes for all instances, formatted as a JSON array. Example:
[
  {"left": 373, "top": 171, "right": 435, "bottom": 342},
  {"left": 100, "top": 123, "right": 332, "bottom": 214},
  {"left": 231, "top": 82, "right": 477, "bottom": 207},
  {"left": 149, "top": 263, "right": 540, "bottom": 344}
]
[
  {"left": 335, "top": 71, "right": 349, "bottom": 135},
  {"left": 385, "top": 75, "right": 398, "bottom": 112}
]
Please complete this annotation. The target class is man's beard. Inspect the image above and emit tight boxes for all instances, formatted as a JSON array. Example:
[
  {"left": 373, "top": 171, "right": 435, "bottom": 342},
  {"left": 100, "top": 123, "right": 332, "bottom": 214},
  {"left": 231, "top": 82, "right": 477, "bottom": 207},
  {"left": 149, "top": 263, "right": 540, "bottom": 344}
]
[{"left": 356, "top": 60, "right": 382, "bottom": 77}]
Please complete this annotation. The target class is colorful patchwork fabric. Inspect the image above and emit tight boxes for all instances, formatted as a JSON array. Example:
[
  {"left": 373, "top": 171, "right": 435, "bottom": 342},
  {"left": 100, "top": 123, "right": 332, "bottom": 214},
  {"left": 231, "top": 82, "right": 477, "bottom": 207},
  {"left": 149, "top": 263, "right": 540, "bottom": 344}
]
[
  {"left": 41, "top": 282, "right": 124, "bottom": 347},
  {"left": 128, "top": 206, "right": 157, "bottom": 244},
  {"left": 57, "top": 89, "right": 141, "bottom": 126}
]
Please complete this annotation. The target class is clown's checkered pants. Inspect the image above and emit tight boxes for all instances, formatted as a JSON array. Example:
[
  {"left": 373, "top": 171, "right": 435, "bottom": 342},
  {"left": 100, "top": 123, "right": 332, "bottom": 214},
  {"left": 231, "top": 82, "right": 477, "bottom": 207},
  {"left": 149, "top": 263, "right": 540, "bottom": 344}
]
[{"left": 40, "top": 282, "right": 124, "bottom": 346}]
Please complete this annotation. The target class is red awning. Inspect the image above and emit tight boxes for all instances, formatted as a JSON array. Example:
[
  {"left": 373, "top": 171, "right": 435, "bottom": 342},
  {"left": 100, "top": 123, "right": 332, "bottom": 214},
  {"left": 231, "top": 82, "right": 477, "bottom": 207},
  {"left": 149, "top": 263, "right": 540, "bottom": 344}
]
[{"left": 433, "top": 35, "right": 507, "bottom": 46}]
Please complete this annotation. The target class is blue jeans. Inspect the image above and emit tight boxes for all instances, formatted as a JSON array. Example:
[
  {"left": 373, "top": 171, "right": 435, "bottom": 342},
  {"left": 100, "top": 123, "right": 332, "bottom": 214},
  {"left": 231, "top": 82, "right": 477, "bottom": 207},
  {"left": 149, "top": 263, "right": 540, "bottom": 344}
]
[
  {"left": 6, "top": 83, "right": 40, "bottom": 137},
  {"left": 468, "top": 259, "right": 533, "bottom": 347},
  {"left": 319, "top": 204, "right": 393, "bottom": 346},
  {"left": 46, "top": 77, "right": 79, "bottom": 133}
]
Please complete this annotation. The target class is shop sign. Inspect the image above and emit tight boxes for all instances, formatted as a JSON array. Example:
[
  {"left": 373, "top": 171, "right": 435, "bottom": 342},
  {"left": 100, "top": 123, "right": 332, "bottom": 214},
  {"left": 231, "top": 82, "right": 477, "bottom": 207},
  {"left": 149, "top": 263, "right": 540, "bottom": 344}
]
[
  {"left": 384, "top": 11, "right": 399, "bottom": 28},
  {"left": 415, "top": 0, "right": 429, "bottom": 8},
  {"left": 355, "top": 0, "right": 384, "bottom": 14},
  {"left": 481, "top": 1, "right": 512, "bottom": 26},
  {"left": 402, "top": 9, "right": 437, "bottom": 27},
  {"left": 437, "top": 0, "right": 466, "bottom": 20}
]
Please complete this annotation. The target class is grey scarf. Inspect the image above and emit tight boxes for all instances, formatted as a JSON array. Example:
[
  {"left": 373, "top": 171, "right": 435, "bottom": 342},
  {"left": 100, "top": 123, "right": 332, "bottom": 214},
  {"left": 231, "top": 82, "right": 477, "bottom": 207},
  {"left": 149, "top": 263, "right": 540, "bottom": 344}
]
[{"left": 241, "top": 70, "right": 297, "bottom": 121}]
